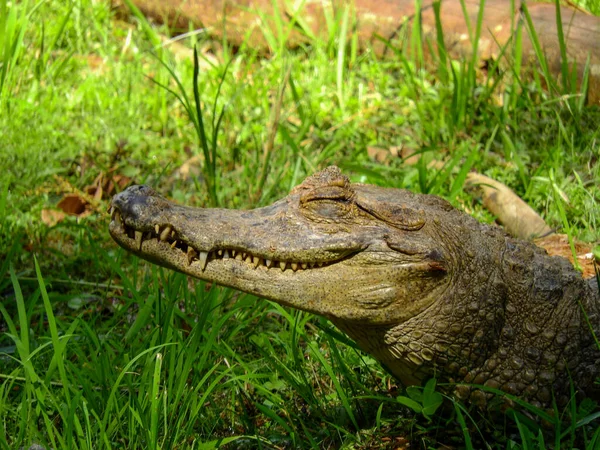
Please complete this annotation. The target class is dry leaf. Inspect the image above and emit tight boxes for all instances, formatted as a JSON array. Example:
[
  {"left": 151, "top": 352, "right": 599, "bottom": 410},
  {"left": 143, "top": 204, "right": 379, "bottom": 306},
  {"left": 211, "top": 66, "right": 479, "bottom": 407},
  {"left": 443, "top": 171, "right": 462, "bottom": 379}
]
[
  {"left": 400, "top": 146, "right": 422, "bottom": 166},
  {"left": 399, "top": 146, "right": 446, "bottom": 170},
  {"left": 367, "top": 146, "right": 390, "bottom": 163},
  {"left": 41, "top": 209, "right": 67, "bottom": 227},
  {"left": 367, "top": 146, "right": 400, "bottom": 163},
  {"left": 86, "top": 172, "right": 132, "bottom": 200},
  {"left": 57, "top": 194, "right": 89, "bottom": 215},
  {"left": 175, "top": 154, "right": 202, "bottom": 180}
]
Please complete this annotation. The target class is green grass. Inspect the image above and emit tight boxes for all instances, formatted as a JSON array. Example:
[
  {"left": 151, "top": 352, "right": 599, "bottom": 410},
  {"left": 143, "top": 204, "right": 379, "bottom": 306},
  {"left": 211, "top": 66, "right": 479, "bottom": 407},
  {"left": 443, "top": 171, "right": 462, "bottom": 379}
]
[{"left": 1, "top": 0, "right": 600, "bottom": 448}]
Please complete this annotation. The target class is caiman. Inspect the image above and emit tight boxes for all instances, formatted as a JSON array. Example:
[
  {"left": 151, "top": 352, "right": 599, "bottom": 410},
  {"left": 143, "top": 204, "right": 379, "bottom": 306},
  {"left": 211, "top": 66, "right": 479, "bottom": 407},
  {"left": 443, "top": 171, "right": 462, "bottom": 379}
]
[{"left": 109, "top": 166, "right": 600, "bottom": 409}]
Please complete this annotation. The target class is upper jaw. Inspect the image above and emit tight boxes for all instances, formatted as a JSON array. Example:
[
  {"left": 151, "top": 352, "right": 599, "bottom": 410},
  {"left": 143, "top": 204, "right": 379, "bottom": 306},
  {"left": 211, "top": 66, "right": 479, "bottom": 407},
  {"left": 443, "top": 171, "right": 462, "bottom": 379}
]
[
  {"left": 108, "top": 185, "right": 448, "bottom": 277},
  {"left": 108, "top": 186, "right": 366, "bottom": 273}
]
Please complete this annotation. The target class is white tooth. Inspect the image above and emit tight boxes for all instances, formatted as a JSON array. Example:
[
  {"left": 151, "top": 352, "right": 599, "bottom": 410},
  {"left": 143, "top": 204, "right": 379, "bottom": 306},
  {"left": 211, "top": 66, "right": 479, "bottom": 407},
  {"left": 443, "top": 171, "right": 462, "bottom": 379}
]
[
  {"left": 235, "top": 252, "right": 243, "bottom": 261},
  {"left": 279, "top": 261, "right": 286, "bottom": 271},
  {"left": 160, "top": 226, "right": 172, "bottom": 242},
  {"left": 187, "top": 247, "right": 198, "bottom": 265},
  {"left": 223, "top": 250, "right": 230, "bottom": 259},
  {"left": 199, "top": 251, "right": 208, "bottom": 271},
  {"left": 231, "top": 250, "right": 236, "bottom": 258},
  {"left": 155, "top": 224, "right": 160, "bottom": 234},
  {"left": 114, "top": 210, "right": 122, "bottom": 225},
  {"left": 218, "top": 250, "right": 223, "bottom": 257},
  {"left": 291, "top": 262, "right": 298, "bottom": 271},
  {"left": 108, "top": 206, "right": 114, "bottom": 215},
  {"left": 301, "top": 263, "right": 307, "bottom": 269},
  {"left": 134, "top": 230, "right": 143, "bottom": 250},
  {"left": 253, "top": 256, "right": 260, "bottom": 268},
  {"left": 245, "top": 254, "right": 252, "bottom": 263},
  {"left": 265, "top": 258, "right": 272, "bottom": 268},
  {"left": 171, "top": 240, "right": 177, "bottom": 248}
]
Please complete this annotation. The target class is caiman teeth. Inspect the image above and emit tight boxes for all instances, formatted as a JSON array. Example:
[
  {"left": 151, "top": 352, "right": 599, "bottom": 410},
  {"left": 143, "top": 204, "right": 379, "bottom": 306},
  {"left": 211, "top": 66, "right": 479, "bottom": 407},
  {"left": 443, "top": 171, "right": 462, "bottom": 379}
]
[
  {"left": 134, "top": 230, "right": 143, "bottom": 250},
  {"left": 112, "top": 209, "right": 121, "bottom": 224},
  {"left": 113, "top": 211, "right": 343, "bottom": 273},
  {"left": 199, "top": 251, "right": 208, "bottom": 270},
  {"left": 160, "top": 226, "right": 172, "bottom": 242},
  {"left": 187, "top": 247, "right": 198, "bottom": 265}
]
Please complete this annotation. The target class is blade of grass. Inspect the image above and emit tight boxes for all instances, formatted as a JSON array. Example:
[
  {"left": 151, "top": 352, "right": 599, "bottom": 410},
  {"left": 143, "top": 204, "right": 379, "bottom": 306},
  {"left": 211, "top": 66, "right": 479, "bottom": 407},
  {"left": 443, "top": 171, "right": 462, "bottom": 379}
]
[
  {"left": 0, "top": 0, "right": 29, "bottom": 109},
  {"left": 453, "top": 401, "right": 475, "bottom": 449},
  {"left": 34, "top": 256, "right": 72, "bottom": 404},
  {"left": 192, "top": 45, "right": 218, "bottom": 206},
  {"left": 255, "top": 66, "right": 290, "bottom": 203},
  {"left": 336, "top": 5, "right": 350, "bottom": 113},
  {"left": 549, "top": 169, "right": 579, "bottom": 270},
  {"left": 509, "top": 0, "right": 524, "bottom": 110},
  {"left": 521, "top": 2, "right": 558, "bottom": 96},
  {"left": 553, "top": 0, "right": 570, "bottom": 94},
  {"left": 411, "top": 0, "right": 424, "bottom": 66},
  {"left": 307, "top": 340, "right": 359, "bottom": 430},
  {"left": 122, "top": 0, "right": 162, "bottom": 49},
  {"left": 449, "top": 144, "right": 479, "bottom": 198},
  {"left": 432, "top": 0, "right": 449, "bottom": 83},
  {"left": 100, "top": 343, "right": 175, "bottom": 435},
  {"left": 149, "top": 353, "right": 163, "bottom": 450}
]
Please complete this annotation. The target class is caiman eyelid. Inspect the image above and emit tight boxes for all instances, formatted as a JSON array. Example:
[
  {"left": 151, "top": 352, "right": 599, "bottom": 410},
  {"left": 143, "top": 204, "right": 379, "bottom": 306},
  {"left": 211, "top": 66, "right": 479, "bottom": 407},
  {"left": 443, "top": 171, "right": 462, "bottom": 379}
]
[{"left": 300, "top": 185, "right": 354, "bottom": 204}]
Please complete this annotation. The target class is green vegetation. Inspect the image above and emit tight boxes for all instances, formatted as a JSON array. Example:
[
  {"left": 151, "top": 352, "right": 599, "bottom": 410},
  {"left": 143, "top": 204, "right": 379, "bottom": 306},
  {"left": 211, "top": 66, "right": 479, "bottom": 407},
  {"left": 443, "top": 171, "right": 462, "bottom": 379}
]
[{"left": 1, "top": 0, "right": 599, "bottom": 448}]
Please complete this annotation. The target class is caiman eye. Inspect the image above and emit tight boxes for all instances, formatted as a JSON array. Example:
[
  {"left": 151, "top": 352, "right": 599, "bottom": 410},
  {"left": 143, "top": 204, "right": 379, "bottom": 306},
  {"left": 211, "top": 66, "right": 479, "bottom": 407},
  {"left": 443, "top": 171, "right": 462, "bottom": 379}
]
[
  {"left": 300, "top": 186, "right": 355, "bottom": 219},
  {"left": 306, "top": 199, "right": 352, "bottom": 219}
]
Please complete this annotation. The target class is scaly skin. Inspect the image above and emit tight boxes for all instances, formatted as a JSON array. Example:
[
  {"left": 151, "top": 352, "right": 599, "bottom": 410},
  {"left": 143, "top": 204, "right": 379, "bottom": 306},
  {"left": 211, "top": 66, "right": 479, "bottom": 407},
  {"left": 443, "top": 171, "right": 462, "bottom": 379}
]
[{"left": 109, "top": 166, "right": 600, "bottom": 408}]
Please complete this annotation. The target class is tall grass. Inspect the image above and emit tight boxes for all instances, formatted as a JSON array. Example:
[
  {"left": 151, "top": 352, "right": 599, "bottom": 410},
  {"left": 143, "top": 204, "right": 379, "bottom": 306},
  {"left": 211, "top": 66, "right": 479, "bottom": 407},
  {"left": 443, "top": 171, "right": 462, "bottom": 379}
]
[
  {"left": 0, "top": 0, "right": 31, "bottom": 110},
  {"left": 0, "top": 0, "right": 599, "bottom": 447}
]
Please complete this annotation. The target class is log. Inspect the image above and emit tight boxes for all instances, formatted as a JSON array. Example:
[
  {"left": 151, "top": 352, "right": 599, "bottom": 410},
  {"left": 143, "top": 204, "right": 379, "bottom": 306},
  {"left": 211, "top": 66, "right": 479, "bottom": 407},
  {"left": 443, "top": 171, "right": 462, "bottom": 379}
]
[{"left": 118, "top": 0, "right": 600, "bottom": 105}]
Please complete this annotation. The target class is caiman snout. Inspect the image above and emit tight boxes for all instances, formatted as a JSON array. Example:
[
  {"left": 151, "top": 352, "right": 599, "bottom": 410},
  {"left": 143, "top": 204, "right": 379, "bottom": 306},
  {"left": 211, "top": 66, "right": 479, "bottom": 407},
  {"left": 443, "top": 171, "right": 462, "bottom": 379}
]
[{"left": 111, "top": 185, "right": 162, "bottom": 218}]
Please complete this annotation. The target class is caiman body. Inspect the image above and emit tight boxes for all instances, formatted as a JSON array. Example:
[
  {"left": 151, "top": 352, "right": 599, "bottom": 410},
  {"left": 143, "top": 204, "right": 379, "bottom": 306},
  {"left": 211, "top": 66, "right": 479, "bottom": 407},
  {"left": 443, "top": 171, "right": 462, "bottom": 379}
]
[{"left": 109, "top": 167, "right": 600, "bottom": 408}]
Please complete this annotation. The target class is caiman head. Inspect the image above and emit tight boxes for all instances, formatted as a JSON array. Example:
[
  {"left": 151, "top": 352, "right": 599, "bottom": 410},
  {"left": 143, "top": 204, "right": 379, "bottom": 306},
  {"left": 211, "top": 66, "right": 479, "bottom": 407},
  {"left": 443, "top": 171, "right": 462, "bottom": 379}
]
[
  {"left": 109, "top": 167, "right": 454, "bottom": 327},
  {"left": 110, "top": 166, "right": 558, "bottom": 397}
]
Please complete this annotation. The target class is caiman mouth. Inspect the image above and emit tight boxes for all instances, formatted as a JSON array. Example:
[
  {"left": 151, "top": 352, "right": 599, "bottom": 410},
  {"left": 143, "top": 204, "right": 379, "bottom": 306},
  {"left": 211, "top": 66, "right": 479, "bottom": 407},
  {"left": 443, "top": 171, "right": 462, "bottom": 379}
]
[
  {"left": 109, "top": 171, "right": 452, "bottom": 326},
  {"left": 109, "top": 206, "right": 351, "bottom": 273}
]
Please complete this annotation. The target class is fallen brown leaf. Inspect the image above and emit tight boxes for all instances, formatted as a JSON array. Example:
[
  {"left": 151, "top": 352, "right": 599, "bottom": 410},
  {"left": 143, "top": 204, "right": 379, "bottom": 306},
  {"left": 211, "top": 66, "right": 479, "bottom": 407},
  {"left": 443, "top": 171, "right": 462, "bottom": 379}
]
[
  {"left": 57, "top": 193, "right": 89, "bottom": 216},
  {"left": 399, "top": 145, "right": 422, "bottom": 166},
  {"left": 41, "top": 209, "right": 67, "bottom": 227},
  {"left": 174, "top": 154, "right": 202, "bottom": 180}
]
